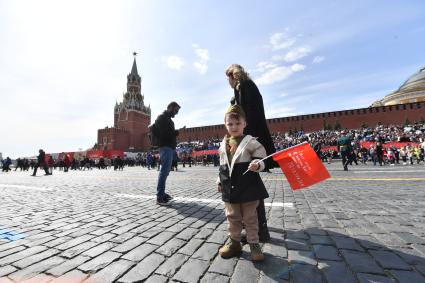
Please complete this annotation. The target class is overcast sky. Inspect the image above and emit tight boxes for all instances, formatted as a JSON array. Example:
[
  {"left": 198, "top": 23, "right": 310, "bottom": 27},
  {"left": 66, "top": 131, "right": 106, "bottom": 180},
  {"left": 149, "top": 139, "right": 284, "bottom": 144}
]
[{"left": 1, "top": 0, "right": 425, "bottom": 158}]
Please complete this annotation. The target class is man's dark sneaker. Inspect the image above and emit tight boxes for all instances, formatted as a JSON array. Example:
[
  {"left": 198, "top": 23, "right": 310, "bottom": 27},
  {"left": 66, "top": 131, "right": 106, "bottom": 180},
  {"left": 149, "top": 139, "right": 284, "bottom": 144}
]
[
  {"left": 156, "top": 197, "right": 170, "bottom": 206},
  {"left": 164, "top": 193, "right": 173, "bottom": 201}
]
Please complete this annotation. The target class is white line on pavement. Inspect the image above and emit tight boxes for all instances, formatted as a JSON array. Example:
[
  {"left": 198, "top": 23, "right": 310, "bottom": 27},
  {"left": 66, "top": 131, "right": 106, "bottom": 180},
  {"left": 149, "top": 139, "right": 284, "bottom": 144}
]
[
  {"left": 115, "top": 193, "right": 294, "bottom": 208},
  {"left": 0, "top": 184, "right": 52, "bottom": 191}
]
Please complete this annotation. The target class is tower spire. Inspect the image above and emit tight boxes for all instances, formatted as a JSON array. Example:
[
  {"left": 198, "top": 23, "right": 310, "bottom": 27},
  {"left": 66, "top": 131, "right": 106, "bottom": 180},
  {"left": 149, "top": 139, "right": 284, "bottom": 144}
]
[{"left": 131, "top": 51, "right": 138, "bottom": 75}]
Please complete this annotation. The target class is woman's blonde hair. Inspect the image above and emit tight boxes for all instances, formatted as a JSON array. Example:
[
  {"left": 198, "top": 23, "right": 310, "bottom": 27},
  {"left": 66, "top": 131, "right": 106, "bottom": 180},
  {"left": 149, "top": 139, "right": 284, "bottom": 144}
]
[{"left": 225, "top": 64, "right": 251, "bottom": 90}]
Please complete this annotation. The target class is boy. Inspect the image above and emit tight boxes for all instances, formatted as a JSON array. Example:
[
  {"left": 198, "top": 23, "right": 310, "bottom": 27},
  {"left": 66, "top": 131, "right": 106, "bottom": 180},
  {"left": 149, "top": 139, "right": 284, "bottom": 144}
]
[{"left": 217, "top": 105, "right": 269, "bottom": 261}]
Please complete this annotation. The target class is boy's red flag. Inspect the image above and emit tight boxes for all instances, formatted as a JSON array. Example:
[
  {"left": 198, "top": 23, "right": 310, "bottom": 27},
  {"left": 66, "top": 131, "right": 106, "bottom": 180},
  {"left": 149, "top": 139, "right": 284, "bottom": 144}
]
[{"left": 272, "top": 142, "right": 330, "bottom": 190}]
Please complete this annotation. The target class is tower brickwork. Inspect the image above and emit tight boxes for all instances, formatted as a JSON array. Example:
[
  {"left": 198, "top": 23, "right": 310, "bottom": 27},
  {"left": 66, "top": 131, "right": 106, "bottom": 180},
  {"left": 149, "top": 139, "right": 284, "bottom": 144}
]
[{"left": 98, "top": 54, "right": 151, "bottom": 151}]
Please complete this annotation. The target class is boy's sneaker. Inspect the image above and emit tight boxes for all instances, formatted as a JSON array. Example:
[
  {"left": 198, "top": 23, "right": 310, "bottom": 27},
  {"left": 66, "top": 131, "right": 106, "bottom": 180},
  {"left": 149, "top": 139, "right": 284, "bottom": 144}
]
[
  {"left": 156, "top": 197, "right": 170, "bottom": 206},
  {"left": 219, "top": 238, "right": 242, "bottom": 258},
  {"left": 249, "top": 243, "right": 265, "bottom": 261}
]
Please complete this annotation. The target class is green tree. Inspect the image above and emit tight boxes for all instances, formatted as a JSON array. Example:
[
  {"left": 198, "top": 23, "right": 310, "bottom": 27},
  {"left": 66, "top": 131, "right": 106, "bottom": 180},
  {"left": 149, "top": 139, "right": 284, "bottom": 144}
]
[
  {"left": 361, "top": 122, "right": 369, "bottom": 129},
  {"left": 404, "top": 118, "right": 411, "bottom": 126},
  {"left": 334, "top": 120, "right": 342, "bottom": 130}
]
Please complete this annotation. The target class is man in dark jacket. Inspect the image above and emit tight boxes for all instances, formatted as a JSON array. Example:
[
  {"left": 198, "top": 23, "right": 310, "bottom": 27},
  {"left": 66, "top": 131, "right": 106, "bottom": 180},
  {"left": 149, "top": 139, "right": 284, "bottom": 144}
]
[
  {"left": 155, "top": 102, "right": 180, "bottom": 205},
  {"left": 31, "top": 149, "right": 51, "bottom": 176}
]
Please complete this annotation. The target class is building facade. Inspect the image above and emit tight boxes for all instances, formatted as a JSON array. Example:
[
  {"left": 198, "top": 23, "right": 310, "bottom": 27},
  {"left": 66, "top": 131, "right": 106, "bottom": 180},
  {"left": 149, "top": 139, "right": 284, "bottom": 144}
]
[{"left": 97, "top": 56, "right": 151, "bottom": 151}]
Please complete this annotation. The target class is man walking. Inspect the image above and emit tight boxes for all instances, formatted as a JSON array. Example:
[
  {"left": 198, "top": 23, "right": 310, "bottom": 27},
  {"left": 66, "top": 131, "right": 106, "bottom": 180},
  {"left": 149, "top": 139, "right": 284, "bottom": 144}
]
[
  {"left": 154, "top": 102, "right": 180, "bottom": 205},
  {"left": 31, "top": 149, "right": 51, "bottom": 176},
  {"left": 337, "top": 131, "right": 352, "bottom": 171}
]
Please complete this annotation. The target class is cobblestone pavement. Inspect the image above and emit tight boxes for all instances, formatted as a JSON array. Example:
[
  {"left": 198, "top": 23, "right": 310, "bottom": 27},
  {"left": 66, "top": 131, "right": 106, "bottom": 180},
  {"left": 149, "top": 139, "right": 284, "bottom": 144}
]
[{"left": 1, "top": 162, "right": 425, "bottom": 283}]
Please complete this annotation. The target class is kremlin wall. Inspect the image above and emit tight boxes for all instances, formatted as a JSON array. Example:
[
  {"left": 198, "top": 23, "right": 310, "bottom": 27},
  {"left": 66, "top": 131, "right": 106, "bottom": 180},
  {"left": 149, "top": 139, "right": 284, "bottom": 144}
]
[
  {"left": 177, "top": 101, "right": 425, "bottom": 142},
  {"left": 97, "top": 58, "right": 425, "bottom": 152}
]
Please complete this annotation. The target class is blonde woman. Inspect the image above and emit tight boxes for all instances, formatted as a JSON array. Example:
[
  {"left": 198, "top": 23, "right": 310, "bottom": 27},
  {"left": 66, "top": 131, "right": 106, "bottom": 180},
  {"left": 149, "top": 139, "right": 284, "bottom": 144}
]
[{"left": 225, "top": 64, "right": 275, "bottom": 242}]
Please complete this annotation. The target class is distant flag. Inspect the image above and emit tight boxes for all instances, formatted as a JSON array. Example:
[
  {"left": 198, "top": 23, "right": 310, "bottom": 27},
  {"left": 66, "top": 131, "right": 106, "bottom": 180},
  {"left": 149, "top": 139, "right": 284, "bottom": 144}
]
[{"left": 272, "top": 142, "right": 330, "bottom": 190}]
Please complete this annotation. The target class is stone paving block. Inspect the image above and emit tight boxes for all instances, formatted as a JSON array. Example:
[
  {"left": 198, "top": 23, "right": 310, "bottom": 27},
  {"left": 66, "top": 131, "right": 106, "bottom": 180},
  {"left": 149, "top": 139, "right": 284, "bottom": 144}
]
[
  {"left": 389, "top": 269, "right": 425, "bottom": 283},
  {"left": 118, "top": 253, "right": 165, "bottom": 283},
  {"left": 0, "top": 245, "right": 47, "bottom": 266},
  {"left": 413, "top": 244, "right": 425, "bottom": 256},
  {"left": 369, "top": 250, "right": 411, "bottom": 270},
  {"left": 111, "top": 224, "right": 140, "bottom": 235},
  {"left": 194, "top": 228, "right": 214, "bottom": 240},
  {"left": 13, "top": 248, "right": 60, "bottom": 269},
  {"left": 340, "top": 250, "right": 385, "bottom": 274},
  {"left": 147, "top": 231, "right": 176, "bottom": 246},
  {"left": 78, "top": 251, "right": 122, "bottom": 273},
  {"left": 156, "top": 253, "right": 189, "bottom": 277},
  {"left": 60, "top": 241, "right": 98, "bottom": 259},
  {"left": 54, "top": 235, "right": 95, "bottom": 250},
  {"left": 309, "top": 235, "right": 333, "bottom": 245},
  {"left": 156, "top": 238, "right": 186, "bottom": 257},
  {"left": 140, "top": 228, "right": 163, "bottom": 239},
  {"left": 110, "top": 232, "right": 137, "bottom": 244},
  {"left": 356, "top": 273, "right": 395, "bottom": 283},
  {"left": 200, "top": 272, "right": 229, "bottom": 283},
  {"left": 288, "top": 250, "right": 317, "bottom": 265},
  {"left": 394, "top": 232, "right": 425, "bottom": 245},
  {"left": 263, "top": 239, "right": 288, "bottom": 259},
  {"left": 192, "top": 243, "right": 220, "bottom": 261},
  {"left": 49, "top": 270, "right": 89, "bottom": 283},
  {"left": 206, "top": 230, "right": 228, "bottom": 244},
  {"left": 286, "top": 230, "right": 309, "bottom": 240},
  {"left": 173, "top": 258, "right": 211, "bottom": 283},
  {"left": 47, "top": 254, "right": 91, "bottom": 277},
  {"left": 178, "top": 238, "right": 204, "bottom": 256},
  {"left": 68, "top": 227, "right": 100, "bottom": 238},
  {"left": 165, "top": 223, "right": 190, "bottom": 233},
  {"left": 355, "top": 235, "right": 385, "bottom": 250},
  {"left": 0, "top": 266, "right": 17, "bottom": 277},
  {"left": 332, "top": 236, "right": 364, "bottom": 251},
  {"left": 318, "top": 260, "right": 357, "bottom": 283},
  {"left": 81, "top": 242, "right": 116, "bottom": 258},
  {"left": 0, "top": 246, "right": 26, "bottom": 260},
  {"left": 84, "top": 259, "right": 134, "bottom": 283},
  {"left": 175, "top": 227, "right": 199, "bottom": 241},
  {"left": 121, "top": 243, "right": 157, "bottom": 262},
  {"left": 208, "top": 255, "right": 238, "bottom": 276},
  {"left": 313, "top": 245, "right": 341, "bottom": 261},
  {"left": 144, "top": 274, "right": 169, "bottom": 283},
  {"left": 372, "top": 233, "right": 407, "bottom": 247},
  {"left": 112, "top": 236, "right": 147, "bottom": 253},
  {"left": 9, "top": 256, "right": 65, "bottom": 282},
  {"left": 290, "top": 264, "right": 323, "bottom": 283},
  {"left": 285, "top": 239, "right": 310, "bottom": 251},
  {"left": 90, "top": 233, "right": 116, "bottom": 243},
  {"left": 257, "top": 254, "right": 289, "bottom": 281},
  {"left": 417, "top": 265, "right": 425, "bottom": 277}
]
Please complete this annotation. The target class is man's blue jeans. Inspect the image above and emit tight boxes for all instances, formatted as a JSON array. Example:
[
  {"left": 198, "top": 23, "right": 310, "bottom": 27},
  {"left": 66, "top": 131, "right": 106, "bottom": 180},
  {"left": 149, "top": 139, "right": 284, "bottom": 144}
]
[{"left": 156, "top": 146, "right": 174, "bottom": 199}]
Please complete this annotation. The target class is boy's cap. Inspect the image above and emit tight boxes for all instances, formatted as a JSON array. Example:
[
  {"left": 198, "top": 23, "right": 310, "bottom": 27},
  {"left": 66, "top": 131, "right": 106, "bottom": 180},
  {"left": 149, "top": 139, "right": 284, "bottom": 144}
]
[{"left": 226, "top": 104, "right": 246, "bottom": 118}]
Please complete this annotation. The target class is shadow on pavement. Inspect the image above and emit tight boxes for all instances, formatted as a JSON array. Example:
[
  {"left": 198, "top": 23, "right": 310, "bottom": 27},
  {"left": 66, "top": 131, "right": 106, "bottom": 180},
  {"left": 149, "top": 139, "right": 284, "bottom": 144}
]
[{"left": 241, "top": 227, "right": 425, "bottom": 283}]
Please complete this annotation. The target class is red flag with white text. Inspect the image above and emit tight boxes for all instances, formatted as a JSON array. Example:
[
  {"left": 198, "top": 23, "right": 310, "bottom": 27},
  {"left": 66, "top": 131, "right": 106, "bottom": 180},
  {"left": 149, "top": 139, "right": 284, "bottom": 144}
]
[{"left": 272, "top": 142, "right": 330, "bottom": 190}]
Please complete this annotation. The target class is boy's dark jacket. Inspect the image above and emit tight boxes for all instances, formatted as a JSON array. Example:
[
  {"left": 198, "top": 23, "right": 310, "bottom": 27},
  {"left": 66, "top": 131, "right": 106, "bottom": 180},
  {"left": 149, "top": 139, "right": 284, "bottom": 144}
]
[{"left": 217, "top": 135, "right": 269, "bottom": 203}]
